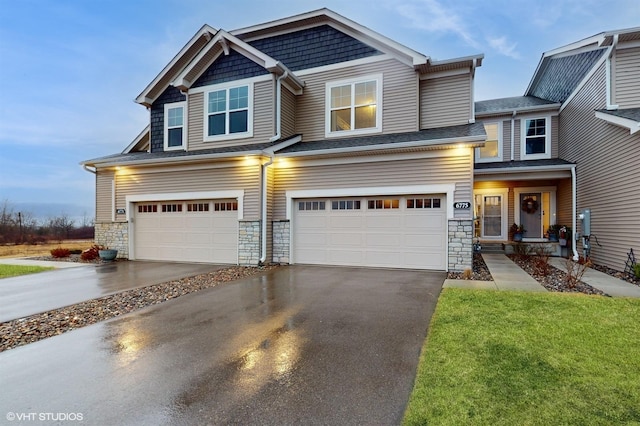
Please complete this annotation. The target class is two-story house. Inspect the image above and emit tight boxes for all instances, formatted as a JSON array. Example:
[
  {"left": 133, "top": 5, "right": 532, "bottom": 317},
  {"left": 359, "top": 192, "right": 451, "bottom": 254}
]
[
  {"left": 82, "top": 8, "right": 484, "bottom": 272},
  {"left": 473, "top": 27, "right": 640, "bottom": 272}
]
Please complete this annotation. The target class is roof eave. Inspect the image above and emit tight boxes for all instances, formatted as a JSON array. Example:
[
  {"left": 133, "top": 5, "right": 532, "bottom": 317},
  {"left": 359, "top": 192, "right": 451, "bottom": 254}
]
[
  {"left": 476, "top": 102, "right": 561, "bottom": 117},
  {"left": 277, "top": 135, "right": 485, "bottom": 158},
  {"left": 595, "top": 111, "right": 640, "bottom": 134},
  {"left": 475, "top": 163, "right": 576, "bottom": 174}
]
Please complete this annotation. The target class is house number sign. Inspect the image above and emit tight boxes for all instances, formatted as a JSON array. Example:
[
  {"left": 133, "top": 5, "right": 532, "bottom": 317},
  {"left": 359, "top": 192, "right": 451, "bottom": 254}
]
[
  {"left": 453, "top": 202, "right": 471, "bottom": 209},
  {"left": 116, "top": 208, "right": 126, "bottom": 214}
]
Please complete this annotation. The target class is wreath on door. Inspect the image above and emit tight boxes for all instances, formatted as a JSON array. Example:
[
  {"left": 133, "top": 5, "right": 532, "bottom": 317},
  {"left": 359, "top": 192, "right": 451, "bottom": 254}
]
[{"left": 521, "top": 197, "right": 539, "bottom": 214}]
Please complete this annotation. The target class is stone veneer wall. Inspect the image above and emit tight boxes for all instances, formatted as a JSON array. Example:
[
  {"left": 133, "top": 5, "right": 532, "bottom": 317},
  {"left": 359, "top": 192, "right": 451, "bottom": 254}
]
[
  {"left": 239, "top": 220, "right": 261, "bottom": 266},
  {"left": 95, "top": 222, "right": 129, "bottom": 258},
  {"left": 448, "top": 219, "right": 473, "bottom": 272},
  {"left": 272, "top": 220, "right": 290, "bottom": 264}
]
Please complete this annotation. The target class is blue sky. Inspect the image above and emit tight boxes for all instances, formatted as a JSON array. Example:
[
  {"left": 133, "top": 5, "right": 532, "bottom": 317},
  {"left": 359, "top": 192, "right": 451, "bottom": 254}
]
[{"left": 0, "top": 0, "right": 638, "bottom": 222}]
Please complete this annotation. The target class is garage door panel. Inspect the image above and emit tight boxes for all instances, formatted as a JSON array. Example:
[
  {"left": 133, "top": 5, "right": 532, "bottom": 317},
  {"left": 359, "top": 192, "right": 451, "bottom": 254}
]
[
  {"left": 134, "top": 200, "right": 238, "bottom": 264},
  {"left": 294, "top": 195, "right": 446, "bottom": 270}
]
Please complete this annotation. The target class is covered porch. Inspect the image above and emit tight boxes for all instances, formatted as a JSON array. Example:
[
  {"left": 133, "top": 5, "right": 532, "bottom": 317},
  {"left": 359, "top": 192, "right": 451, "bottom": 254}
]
[{"left": 473, "top": 159, "right": 578, "bottom": 258}]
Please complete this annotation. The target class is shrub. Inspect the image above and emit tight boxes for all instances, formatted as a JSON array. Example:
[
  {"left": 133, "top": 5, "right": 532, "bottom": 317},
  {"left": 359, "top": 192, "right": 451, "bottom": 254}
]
[
  {"left": 565, "top": 257, "right": 592, "bottom": 288},
  {"left": 634, "top": 263, "right": 640, "bottom": 279},
  {"left": 69, "top": 249, "right": 83, "bottom": 255},
  {"left": 81, "top": 245, "right": 101, "bottom": 261},
  {"left": 531, "top": 244, "right": 552, "bottom": 275},
  {"left": 50, "top": 247, "right": 71, "bottom": 258}
]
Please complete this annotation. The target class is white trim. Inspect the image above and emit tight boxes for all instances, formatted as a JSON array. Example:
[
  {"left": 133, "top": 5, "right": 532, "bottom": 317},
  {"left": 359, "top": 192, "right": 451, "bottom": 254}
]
[
  {"left": 475, "top": 102, "right": 561, "bottom": 118},
  {"left": 125, "top": 190, "right": 245, "bottom": 261},
  {"left": 188, "top": 74, "right": 270, "bottom": 95},
  {"left": 474, "top": 188, "right": 509, "bottom": 240},
  {"left": 163, "top": 101, "right": 187, "bottom": 151},
  {"left": 606, "top": 35, "right": 618, "bottom": 109},
  {"left": 475, "top": 121, "right": 502, "bottom": 163},
  {"left": 295, "top": 55, "right": 392, "bottom": 77},
  {"left": 202, "top": 82, "right": 254, "bottom": 142},
  {"left": 325, "top": 73, "right": 383, "bottom": 138},
  {"left": 136, "top": 24, "right": 216, "bottom": 106},
  {"left": 514, "top": 186, "right": 557, "bottom": 239},
  {"left": 595, "top": 111, "right": 640, "bottom": 134},
  {"left": 111, "top": 179, "right": 116, "bottom": 222},
  {"left": 520, "top": 116, "right": 551, "bottom": 160},
  {"left": 122, "top": 125, "right": 151, "bottom": 154},
  {"left": 617, "top": 39, "right": 640, "bottom": 50}
]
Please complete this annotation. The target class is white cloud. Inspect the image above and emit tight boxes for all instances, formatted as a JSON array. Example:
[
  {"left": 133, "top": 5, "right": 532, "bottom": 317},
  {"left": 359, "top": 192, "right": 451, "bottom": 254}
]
[
  {"left": 487, "top": 36, "right": 520, "bottom": 59},
  {"left": 392, "top": 0, "right": 481, "bottom": 49}
]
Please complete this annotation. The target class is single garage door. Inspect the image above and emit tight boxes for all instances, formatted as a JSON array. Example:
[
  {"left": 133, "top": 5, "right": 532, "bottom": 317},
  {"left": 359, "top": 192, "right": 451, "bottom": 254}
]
[
  {"left": 293, "top": 195, "right": 446, "bottom": 270},
  {"left": 134, "top": 199, "right": 238, "bottom": 263}
]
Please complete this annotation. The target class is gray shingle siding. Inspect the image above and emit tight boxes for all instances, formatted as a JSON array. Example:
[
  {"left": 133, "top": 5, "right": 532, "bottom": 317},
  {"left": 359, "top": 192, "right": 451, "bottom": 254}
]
[
  {"left": 528, "top": 49, "right": 607, "bottom": 103},
  {"left": 249, "top": 25, "right": 381, "bottom": 71},
  {"left": 150, "top": 86, "right": 186, "bottom": 153},
  {"left": 193, "top": 50, "right": 269, "bottom": 88}
]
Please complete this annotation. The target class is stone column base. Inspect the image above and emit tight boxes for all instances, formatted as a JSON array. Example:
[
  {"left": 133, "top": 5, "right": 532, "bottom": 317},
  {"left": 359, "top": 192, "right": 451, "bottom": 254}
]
[{"left": 448, "top": 219, "right": 473, "bottom": 272}]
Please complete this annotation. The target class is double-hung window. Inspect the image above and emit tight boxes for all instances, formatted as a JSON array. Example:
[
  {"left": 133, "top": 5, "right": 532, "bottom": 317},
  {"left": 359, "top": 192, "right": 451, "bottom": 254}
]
[
  {"left": 205, "top": 83, "right": 252, "bottom": 140},
  {"left": 476, "top": 122, "right": 502, "bottom": 162},
  {"left": 326, "top": 74, "right": 382, "bottom": 137},
  {"left": 521, "top": 117, "right": 551, "bottom": 159},
  {"left": 164, "top": 102, "right": 186, "bottom": 150}
]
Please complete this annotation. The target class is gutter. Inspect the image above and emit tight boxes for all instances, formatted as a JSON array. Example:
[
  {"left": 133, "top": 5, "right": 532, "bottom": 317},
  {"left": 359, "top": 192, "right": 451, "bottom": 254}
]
[
  {"left": 82, "top": 164, "right": 97, "bottom": 174},
  {"left": 606, "top": 34, "right": 619, "bottom": 110}
]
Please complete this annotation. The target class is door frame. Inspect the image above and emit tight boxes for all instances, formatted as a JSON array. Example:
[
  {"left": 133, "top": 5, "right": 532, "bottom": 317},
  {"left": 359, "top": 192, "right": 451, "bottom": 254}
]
[
  {"left": 473, "top": 188, "right": 509, "bottom": 240},
  {"left": 514, "top": 186, "right": 557, "bottom": 240}
]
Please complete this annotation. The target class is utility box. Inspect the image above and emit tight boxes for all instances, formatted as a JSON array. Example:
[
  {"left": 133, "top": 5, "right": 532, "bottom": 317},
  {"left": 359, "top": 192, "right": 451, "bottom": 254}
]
[{"left": 579, "top": 209, "right": 591, "bottom": 236}]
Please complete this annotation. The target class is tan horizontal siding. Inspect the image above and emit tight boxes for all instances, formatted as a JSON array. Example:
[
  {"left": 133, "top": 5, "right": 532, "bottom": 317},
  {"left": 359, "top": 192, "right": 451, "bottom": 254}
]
[
  {"left": 113, "top": 163, "right": 262, "bottom": 220},
  {"left": 281, "top": 86, "right": 296, "bottom": 139},
  {"left": 188, "top": 80, "right": 274, "bottom": 151},
  {"left": 560, "top": 62, "right": 640, "bottom": 271},
  {"left": 615, "top": 46, "right": 640, "bottom": 108},
  {"left": 295, "top": 59, "right": 418, "bottom": 141},
  {"left": 96, "top": 170, "right": 114, "bottom": 223},
  {"left": 273, "top": 152, "right": 473, "bottom": 219},
  {"left": 513, "top": 119, "right": 521, "bottom": 161},
  {"left": 420, "top": 73, "right": 471, "bottom": 129},
  {"left": 551, "top": 115, "right": 559, "bottom": 158}
]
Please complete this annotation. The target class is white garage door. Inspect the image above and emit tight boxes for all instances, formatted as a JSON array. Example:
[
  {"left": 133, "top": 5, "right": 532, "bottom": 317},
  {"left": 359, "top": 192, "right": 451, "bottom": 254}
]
[
  {"left": 134, "top": 200, "right": 238, "bottom": 264},
  {"left": 293, "top": 195, "right": 447, "bottom": 270}
]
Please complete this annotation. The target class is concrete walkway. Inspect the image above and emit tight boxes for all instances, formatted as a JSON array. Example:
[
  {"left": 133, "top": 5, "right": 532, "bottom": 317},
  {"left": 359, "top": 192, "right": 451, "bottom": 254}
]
[
  {"left": 444, "top": 253, "right": 546, "bottom": 292},
  {"left": 0, "top": 257, "right": 89, "bottom": 269},
  {"left": 549, "top": 257, "right": 640, "bottom": 297},
  {"left": 444, "top": 253, "right": 640, "bottom": 298}
]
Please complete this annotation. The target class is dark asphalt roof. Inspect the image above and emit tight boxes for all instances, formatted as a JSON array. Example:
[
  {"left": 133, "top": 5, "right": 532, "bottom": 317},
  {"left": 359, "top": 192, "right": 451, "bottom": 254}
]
[
  {"left": 475, "top": 96, "right": 559, "bottom": 115},
  {"left": 596, "top": 107, "right": 640, "bottom": 122},
  {"left": 475, "top": 158, "right": 575, "bottom": 170},
  {"left": 83, "top": 137, "right": 298, "bottom": 166},
  {"left": 277, "top": 123, "right": 486, "bottom": 154},
  {"left": 527, "top": 48, "right": 607, "bottom": 103}
]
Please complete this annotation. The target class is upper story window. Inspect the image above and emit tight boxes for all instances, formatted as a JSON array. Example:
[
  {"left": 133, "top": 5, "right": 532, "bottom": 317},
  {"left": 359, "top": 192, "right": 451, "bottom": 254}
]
[
  {"left": 164, "top": 102, "right": 186, "bottom": 150},
  {"left": 204, "top": 83, "right": 253, "bottom": 141},
  {"left": 521, "top": 117, "right": 551, "bottom": 159},
  {"left": 325, "top": 74, "right": 382, "bottom": 138},
  {"left": 476, "top": 122, "right": 502, "bottom": 162}
]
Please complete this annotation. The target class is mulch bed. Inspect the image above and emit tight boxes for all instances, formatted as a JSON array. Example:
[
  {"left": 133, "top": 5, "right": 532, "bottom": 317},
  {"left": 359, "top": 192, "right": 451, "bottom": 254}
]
[
  {"left": 447, "top": 252, "right": 492, "bottom": 281},
  {"left": 0, "top": 265, "right": 277, "bottom": 352},
  {"left": 591, "top": 263, "right": 639, "bottom": 287},
  {"left": 507, "top": 255, "right": 606, "bottom": 295}
]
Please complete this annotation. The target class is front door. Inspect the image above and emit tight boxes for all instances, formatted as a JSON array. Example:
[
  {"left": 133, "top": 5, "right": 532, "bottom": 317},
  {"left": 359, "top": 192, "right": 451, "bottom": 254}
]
[
  {"left": 475, "top": 193, "right": 505, "bottom": 239},
  {"left": 520, "top": 193, "right": 542, "bottom": 238}
]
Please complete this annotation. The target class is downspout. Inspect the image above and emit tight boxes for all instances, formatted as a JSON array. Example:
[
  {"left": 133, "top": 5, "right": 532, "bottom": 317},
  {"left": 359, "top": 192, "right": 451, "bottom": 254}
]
[
  {"left": 510, "top": 111, "right": 516, "bottom": 161},
  {"left": 260, "top": 71, "right": 287, "bottom": 264},
  {"left": 571, "top": 165, "right": 579, "bottom": 261}
]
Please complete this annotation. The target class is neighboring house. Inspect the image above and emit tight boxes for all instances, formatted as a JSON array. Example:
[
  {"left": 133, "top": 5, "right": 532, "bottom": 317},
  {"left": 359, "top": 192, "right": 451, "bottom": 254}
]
[
  {"left": 82, "top": 8, "right": 485, "bottom": 271},
  {"left": 474, "top": 27, "right": 640, "bottom": 272}
]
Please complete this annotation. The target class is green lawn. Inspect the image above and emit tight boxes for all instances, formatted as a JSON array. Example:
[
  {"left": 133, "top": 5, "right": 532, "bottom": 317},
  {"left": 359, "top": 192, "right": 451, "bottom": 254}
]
[
  {"left": 0, "top": 264, "right": 54, "bottom": 279},
  {"left": 403, "top": 289, "right": 640, "bottom": 425}
]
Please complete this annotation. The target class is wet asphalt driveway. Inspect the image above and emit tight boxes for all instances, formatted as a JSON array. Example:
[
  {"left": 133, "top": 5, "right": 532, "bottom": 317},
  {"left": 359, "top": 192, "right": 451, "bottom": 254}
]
[{"left": 0, "top": 265, "right": 445, "bottom": 425}]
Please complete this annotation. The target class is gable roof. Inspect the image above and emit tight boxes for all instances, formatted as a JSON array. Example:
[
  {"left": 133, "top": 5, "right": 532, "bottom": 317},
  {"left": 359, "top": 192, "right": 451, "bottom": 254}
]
[
  {"left": 172, "top": 29, "right": 304, "bottom": 93},
  {"left": 475, "top": 96, "right": 560, "bottom": 116}
]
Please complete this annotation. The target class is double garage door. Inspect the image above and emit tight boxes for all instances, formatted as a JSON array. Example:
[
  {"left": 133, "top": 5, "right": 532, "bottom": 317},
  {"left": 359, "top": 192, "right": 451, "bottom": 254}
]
[
  {"left": 293, "top": 195, "right": 446, "bottom": 270},
  {"left": 134, "top": 199, "right": 238, "bottom": 264}
]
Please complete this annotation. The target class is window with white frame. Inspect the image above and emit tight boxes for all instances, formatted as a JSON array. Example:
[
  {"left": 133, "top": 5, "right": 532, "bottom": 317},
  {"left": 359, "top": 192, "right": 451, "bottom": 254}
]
[
  {"left": 326, "top": 75, "right": 382, "bottom": 137},
  {"left": 521, "top": 117, "right": 551, "bottom": 159},
  {"left": 476, "top": 122, "right": 502, "bottom": 162},
  {"left": 164, "top": 102, "right": 186, "bottom": 150},
  {"left": 204, "top": 83, "right": 252, "bottom": 140}
]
